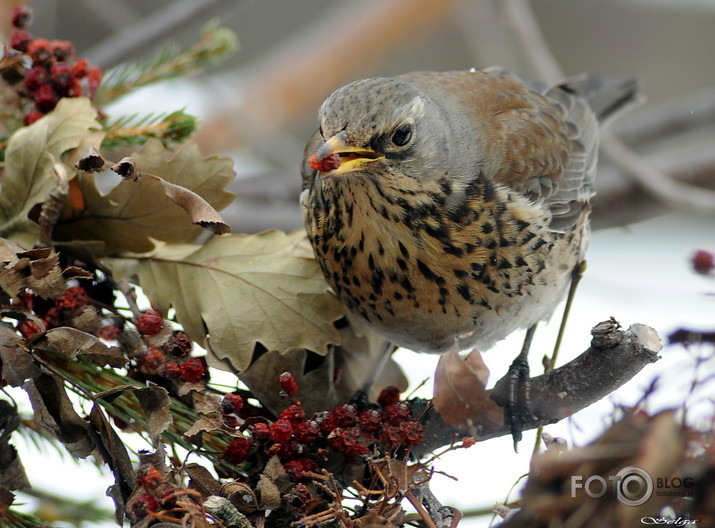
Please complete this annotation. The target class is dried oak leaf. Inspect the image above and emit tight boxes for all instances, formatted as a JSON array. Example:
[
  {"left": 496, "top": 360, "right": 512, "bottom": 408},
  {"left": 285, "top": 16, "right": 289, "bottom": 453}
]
[
  {"left": 95, "top": 384, "right": 172, "bottom": 445},
  {"left": 432, "top": 349, "right": 504, "bottom": 432},
  {"left": 0, "top": 98, "right": 100, "bottom": 248},
  {"left": 0, "top": 400, "right": 30, "bottom": 491},
  {"left": 54, "top": 138, "right": 234, "bottom": 255},
  {"left": 108, "top": 230, "right": 346, "bottom": 372},
  {"left": 0, "top": 241, "right": 66, "bottom": 299}
]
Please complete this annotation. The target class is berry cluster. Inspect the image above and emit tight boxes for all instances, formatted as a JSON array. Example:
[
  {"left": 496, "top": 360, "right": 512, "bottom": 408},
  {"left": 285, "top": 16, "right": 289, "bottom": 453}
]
[
  {"left": 131, "top": 462, "right": 194, "bottom": 523},
  {"left": 218, "top": 373, "right": 425, "bottom": 480},
  {"left": 8, "top": 4, "right": 102, "bottom": 125},
  {"left": 14, "top": 286, "right": 97, "bottom": 338}
]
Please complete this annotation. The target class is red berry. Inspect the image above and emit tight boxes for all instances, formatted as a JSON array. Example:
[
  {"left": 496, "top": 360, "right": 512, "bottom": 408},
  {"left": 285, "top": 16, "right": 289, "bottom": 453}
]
[
  {"left": 66, "top": 78, "right": 82, "bottom": 97},
  {"left": 284, "top": 483, "right": 312, "bottom": 512},
  {"left": 461, "top": 437, "right": 476, "bottom": 448},
  {"left": 377, "top": 385, "right": 401, "bottom": 407},
  {"left": 221, "top": 394, "right": 244, "bottom": 415},
  {"left": 33, "top": 84, "right": 58, "bottom": 113},
  {"left": 18, "top": 320, "right": 44, "bottom": 338},
  {"left": 10, "top": 28, "right": 32, "bottom": 52},
  {"left": 269, "top": 418, "right": 293, "bottom": 444},
  {"left": 27, "top": 38, "right": 52, "bottom": 65},
  {"left": 179, "top": 357, "right": 206, "bottom": 383},
  {"left": 327, "top": 427, "right": 369, "bottom": 459},
  {"left": 378, "top": 425, "right": 402, "bottom": 447},
  {"left": 279, "top": 404, "right": 306, "bottom": 425},
  {"left": 131, "top": 493, "right": 159, "bottom": 520},
  {"left": 71, "top": 58, "right": 89, "bottom": 78},
  {"left": 251, "top": 422, "right": 270, "bottom": 441},
  {"left": 331, "top": 404, "right": 358, "bottom": 427},
  {"left": 315, "top": 411, "right": 336, "bottom": 436},
  {"left": 136, "top": 309, "right": 163, "bottom": 335},
  {"left": 294, "top": 420, "right": 320, "bottom": 444},
  {"left": 50, "top": 63, "right": 73, "bottom": 91},
  {"left": 279, "top": 372, "right": 298, "bottom": 396},
  {"left": 693, "top": 250, "right": 714, "bottom": 275},
  {"left": 307, "top": 152, "right": 341, "bottom": 173},
  {"left": 23, "top": 110, "right": 44, "bottom": 126},
  {"left": 98, "top": 324, "right": 122, "bottom": 341},
  {"left": 358, "top": 409, "right": 384, "bottom": 434},
  {"left": 223, "top": 436, "right": 252, "bottom": 465},
  {"left": 139, "top": 347, "right": 164, "bottom": 374},
  {"left": 50, "top": 40, "right": 75, "bottom": 62},
  {"left": 161, "top": 361, "right": 181, "bottom": 377},
  {"left": 384, "top": 402, "right": 411, "bottom": 425},
  {"left": 283, "top": 458, "right": 317, "bottom": 481},
  {"left": 13, "top": 292, "right": 35, "bottom": 311},
  {"left": 55, "top": 286, "right": 89, "bottom": 309},
  {"left": 399, "top": 421, "right": 424, "bottom": 446},
  {"left": 11, "top": 5, "right": 33, "bottom": 29},
  {"left": 87, "top": 66, "right": 102, "bottom": 98},
  {"left": 168, "top": 332, "right": 192, "bottom": 358},
  {"left": 136, "top": 463, "right": 163, "bottom": 490}
]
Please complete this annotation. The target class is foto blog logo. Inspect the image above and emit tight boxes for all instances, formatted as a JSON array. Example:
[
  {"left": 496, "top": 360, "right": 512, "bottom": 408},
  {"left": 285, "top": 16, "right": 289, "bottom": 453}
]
[{"left": 571, "top": 466, "right": 654, "bottom": 506}]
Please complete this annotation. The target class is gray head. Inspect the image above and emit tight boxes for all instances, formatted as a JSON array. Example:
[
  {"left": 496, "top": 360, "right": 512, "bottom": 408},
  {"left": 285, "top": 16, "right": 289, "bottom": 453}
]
[{"left": 313, "top": 77, "right": 457, "bottom": 183}]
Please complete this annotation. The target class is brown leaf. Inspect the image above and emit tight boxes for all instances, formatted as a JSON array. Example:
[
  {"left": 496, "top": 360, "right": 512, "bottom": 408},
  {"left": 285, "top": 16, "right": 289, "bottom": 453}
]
[
  {"left": 26, "top": 373, "right": 96, "bottom": 457},
  {"left": 256, "top": 473, "right": 282, "bottom": 510},
  {"left": 55, "top": 139, "right": 235, "bottom": 254},
  {"left": 0, "top": 241, "right": 65, "bottom": 298},
  {"left": 111, "top": 157, "right": 139, "bottom": 181},
  {"left": 0, "top": 401, "right": 30, "bottom": 491},
  {"left": 110, "top": 230, "right": 345, "bottom": 372},
  {"left": 89, "top": 404, "right": 135, "bottom": 522},
  {"left": 74, "top": 145, "right": 106, "bottom": 172},
  {"left": 36, "top": 327, "right": 126, "bottom": 368},
  {"left": 0, "top": 485, "right": 16, "bottom": 517},
  {"left": 134, "top": 384, "right": 172, "bottom": 445},
  {"left": 184, "top": 392, "right": 223, "bottom": 439},
  {"left": 0, "top": 324, "right": 40, "bottom": 386},
  {"left": 186, "top": 463, "right": 223, "bottom": 498},
  {"left": 143, "top": 172, "right": 230, "bottom": 235},
  {"left": 432, "top": 349, "right": 503, "bottom": 431}
]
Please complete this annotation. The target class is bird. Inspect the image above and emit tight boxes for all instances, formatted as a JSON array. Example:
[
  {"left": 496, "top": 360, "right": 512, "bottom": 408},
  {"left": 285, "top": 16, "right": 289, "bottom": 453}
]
[{"left": 300, "top": 68, "right": 641, "bottom": 431}]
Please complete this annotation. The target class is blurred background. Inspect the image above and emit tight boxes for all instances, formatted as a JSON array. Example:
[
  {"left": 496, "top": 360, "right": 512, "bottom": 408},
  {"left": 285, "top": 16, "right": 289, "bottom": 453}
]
[{"left": 4, "top": 0, "right": 715, "bottom": 526}]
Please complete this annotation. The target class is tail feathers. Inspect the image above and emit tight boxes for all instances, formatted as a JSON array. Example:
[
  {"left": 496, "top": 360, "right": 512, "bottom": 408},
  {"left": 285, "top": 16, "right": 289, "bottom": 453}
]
[{"left": 557, "top": 73, "right": 645, "bottom": 126}]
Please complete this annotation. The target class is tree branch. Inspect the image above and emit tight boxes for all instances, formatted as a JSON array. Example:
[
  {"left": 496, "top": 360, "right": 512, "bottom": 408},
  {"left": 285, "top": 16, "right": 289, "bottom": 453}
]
[{"left": 416, "top": 320, "right": 661, "bottom": 454}]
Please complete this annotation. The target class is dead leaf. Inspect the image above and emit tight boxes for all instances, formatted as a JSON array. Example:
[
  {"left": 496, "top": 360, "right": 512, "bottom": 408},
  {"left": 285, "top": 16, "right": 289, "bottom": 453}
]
[
  {"left": 143, "top": 172, "right": 230, "bottom": 235},
  {"left": 432, "top": 349, "right": 503, "bottom": 432},
  {"left": 26, "top": 373, "right": 96, "bottom": 458},
  {"left": 0, "top": 97, "right": 100, "bottom": 248},
  {"left": 0, "top": 242, "right": 66, "bottom": 299},
  {"left": 186, "top": 463, "right": 223, "bottom": 498},
  {"left": 0, "top": 400, "right": 30, "bottom": 491},
  {"left": 108, "top": 230, "right": 345, "bottom": 372},
  {"left": 54, "top": 139, "right": 235, "bottom": 254},
  {"left": 89, "top": 404, "right": 135, "bottom": 522},
  {"left": 134, "top": 384, "right": 172, "bottom": 445},
  {"left": 0, "top": 324, "right": 40, "bottom": 386},
  {"left": 36, "top": 327, "right": 126, "bottom": 368},
  {"left": 256, "top": 473, "right": 281, "bottom": 510}
]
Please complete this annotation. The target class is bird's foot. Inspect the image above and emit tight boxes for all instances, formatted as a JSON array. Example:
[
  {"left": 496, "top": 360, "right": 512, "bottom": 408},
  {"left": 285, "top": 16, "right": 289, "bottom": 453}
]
[{"left": 490, "top": 354, "right": 535, "bottom": 451}]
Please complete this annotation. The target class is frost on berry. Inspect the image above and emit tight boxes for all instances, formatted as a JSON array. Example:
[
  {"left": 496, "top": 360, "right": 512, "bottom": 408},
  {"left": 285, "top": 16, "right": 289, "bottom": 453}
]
[
  {"left": 223, "top": 436, "right": 252, "bottom": 465},
  {"left": 331, "top": 404, "right": 358, "bottom": 427},
  {"left": 328, "top": 427, "right": 370, "bottom": 459},
  {"left": 279, "top": 371, "right": 298, "bottom": 396},
  {"left": 399, "top": 421, "right": 424, "bottom": 446},
  {"left": 269, "top": 418, "right": 294, "bottom": 444},
  {"left": 136, "top": 309, "right": 163, "bottom": 335},
  {"left": 384, "top": 402, "right": 411, "bottom": 425},
  {"left": 179, "top": 357, "right": 206, "bottom": 383},
  {"left": 358, "top": 409, "right": 384, "bottom": 434}
]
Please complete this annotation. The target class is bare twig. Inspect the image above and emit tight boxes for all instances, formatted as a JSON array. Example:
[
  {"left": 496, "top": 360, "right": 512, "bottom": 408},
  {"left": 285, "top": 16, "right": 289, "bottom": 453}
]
[{"left": 417, "top": 321, "right": 661, "bottom": 454}]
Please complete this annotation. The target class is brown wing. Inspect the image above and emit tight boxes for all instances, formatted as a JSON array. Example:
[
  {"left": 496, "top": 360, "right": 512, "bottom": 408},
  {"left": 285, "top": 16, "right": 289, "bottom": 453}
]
[{"left": 399, "top": 69, "right": 599, "bottom": 231}]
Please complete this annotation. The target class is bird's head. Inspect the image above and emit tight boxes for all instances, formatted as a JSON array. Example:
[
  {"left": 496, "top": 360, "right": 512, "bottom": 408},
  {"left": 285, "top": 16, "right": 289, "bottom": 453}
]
[{"left": 308, "top": 77, "right": 459, "bottom": 183}]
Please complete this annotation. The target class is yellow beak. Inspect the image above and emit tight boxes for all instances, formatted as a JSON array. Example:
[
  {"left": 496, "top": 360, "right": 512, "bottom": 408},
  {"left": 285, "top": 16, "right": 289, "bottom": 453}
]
[{"left": 313, "top": 132, "right": 384, "bottom": 176}]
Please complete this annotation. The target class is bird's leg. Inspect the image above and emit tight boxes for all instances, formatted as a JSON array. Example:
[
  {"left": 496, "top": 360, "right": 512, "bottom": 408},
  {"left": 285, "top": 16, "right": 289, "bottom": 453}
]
[
  {"left": 350, "top": 340, "right": 398, "bottom": 409},
  {"left": 491, "top": 324, "right": 538, "bottom": 451}
]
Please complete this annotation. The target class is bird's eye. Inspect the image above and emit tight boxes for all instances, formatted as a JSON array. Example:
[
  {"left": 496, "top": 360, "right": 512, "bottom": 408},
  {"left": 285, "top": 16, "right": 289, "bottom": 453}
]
[{"left": 391, "top": 124, "right": 412, "bottom": 147}]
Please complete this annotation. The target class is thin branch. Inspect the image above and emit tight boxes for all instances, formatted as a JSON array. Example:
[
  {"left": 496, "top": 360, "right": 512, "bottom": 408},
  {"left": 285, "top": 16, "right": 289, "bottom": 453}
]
[{"left": 416, "top": 321, "right": 661, "bottom": 454}]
